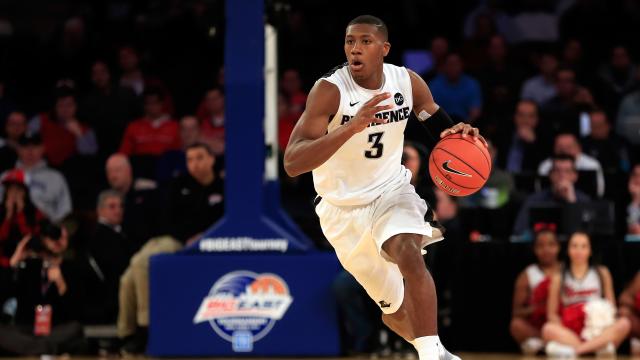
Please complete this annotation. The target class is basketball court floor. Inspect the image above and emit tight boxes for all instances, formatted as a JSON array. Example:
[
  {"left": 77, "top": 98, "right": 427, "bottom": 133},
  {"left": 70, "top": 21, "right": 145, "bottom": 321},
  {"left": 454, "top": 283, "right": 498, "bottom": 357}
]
[{"left": 2, "top": 354, "right": 636, "bottom": 360}]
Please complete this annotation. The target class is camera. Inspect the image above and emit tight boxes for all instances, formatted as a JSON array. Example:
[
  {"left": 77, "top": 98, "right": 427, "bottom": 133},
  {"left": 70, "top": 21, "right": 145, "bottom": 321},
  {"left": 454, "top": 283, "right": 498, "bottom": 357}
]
[{"left": 26, "top": 221, "right": 62, "bottom": 253}]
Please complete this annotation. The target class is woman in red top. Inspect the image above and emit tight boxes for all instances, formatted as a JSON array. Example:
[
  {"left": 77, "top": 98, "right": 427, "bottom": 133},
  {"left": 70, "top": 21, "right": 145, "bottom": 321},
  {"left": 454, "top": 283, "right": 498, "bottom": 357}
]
[
  {"left": 619, "top": 270, "right": 640, "bottom": 354},
  {"left": 0, "top": 169, "right": 45, "bottom": 268},
  {"left": 510, "top": 228, "right": 561, "bottom": 354}
]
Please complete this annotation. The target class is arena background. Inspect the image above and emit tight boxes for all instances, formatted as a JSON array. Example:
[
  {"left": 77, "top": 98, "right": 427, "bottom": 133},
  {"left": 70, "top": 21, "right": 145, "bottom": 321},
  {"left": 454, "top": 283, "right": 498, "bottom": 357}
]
[{"left": 1, "top": 0, "right": 640, "bottom": 357}]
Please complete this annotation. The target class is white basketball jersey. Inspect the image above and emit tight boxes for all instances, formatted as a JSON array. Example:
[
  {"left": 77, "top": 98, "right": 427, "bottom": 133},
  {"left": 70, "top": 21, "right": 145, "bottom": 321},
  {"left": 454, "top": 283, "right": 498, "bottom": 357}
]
[
  {"left": 526, "top": 264, "right": 546, "bottom": 291},
  {"left": 561, "top": 268, "right": 603, "bottom": 306},
  {"left": 313, "top": 63, "right": 413, "bottom": 206}
]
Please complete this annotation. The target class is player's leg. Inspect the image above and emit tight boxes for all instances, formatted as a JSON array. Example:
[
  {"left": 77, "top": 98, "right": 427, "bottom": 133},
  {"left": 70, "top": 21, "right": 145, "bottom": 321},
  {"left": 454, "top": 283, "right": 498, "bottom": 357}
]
[{"left": 574, "top": 317, "right": 631, "bottom": 355}]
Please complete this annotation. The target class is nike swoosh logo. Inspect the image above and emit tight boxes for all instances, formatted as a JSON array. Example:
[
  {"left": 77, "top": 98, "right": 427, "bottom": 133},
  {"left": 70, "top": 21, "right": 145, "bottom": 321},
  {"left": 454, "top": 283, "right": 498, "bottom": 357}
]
[
  {"left": 349, "top": 101, "right": 359, "bottom": 106},
  {"left": 442, "top": 160, "right": 472, "bottom": 177}
]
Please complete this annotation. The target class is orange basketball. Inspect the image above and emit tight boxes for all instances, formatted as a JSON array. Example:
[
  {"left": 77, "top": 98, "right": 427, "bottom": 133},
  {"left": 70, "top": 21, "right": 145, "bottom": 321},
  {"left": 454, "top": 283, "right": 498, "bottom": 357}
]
[{"left": 428, "top": 133, "right": 491, "bottom": 197}]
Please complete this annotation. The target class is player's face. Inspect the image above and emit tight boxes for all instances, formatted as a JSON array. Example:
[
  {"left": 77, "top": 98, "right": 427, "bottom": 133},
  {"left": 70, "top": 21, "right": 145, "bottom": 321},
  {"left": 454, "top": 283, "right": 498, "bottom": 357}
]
[
  {"left": 568, "top": 233, "right": 591, "bottom": 266},
  {"left": 344, "top": 24, "right": 390, "bottom": 81}
]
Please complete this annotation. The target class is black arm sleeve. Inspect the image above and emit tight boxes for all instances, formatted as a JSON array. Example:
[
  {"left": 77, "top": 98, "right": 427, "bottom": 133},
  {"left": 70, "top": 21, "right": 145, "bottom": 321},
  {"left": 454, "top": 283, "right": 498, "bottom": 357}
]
[{"left": 417, "top": 107, "right": 455, "bottom": 149}]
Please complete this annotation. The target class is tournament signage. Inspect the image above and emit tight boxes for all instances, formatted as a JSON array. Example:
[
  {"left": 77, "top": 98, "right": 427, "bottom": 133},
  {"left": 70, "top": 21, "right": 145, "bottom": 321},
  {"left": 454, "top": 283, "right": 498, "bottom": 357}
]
[{"left": 193, "top": 271, "right": 293, "bottom": 352}]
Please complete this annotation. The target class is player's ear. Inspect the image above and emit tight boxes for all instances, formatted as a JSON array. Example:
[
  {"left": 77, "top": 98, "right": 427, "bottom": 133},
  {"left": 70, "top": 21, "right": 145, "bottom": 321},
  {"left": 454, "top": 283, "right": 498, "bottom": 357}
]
[{"left": 383, "top": 41, "right": 390, "bottom": 57}]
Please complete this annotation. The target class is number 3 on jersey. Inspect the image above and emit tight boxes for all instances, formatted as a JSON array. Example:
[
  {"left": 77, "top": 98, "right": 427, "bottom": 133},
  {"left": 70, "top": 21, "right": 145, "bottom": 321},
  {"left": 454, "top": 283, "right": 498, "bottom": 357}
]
[{"left": 365, "top": 132, "right": 384, "bottom": 159}]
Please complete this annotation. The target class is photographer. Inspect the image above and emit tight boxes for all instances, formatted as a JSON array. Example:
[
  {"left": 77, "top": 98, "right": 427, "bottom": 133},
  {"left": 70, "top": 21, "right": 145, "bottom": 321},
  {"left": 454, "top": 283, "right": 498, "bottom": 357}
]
[{"left": 0, "top": 221, "right": 85, "bottom": 355}]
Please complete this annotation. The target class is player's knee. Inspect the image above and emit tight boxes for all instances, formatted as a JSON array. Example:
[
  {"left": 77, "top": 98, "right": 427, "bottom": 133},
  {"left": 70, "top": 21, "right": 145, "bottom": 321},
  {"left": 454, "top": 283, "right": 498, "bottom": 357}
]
[{"left": 384, "top": 235, "right": 424, "bottom": 273}]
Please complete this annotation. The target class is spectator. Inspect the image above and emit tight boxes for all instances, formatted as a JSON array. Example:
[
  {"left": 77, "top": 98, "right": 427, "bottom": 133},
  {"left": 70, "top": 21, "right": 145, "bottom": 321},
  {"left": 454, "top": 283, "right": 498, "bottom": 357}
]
[
  {"left": 581, "top": 109, "right": 630, "bottom": 175},
  {"left": 542, "top": 232, "right": 630, "bottom": 357},
  {"left": 520, "top": 53, "right": 559, "bottom": 106},
  {"left": 513, "top": 155, "right": 591, "bottom": 236},
  {"left": 119, "top": 87, "right": 180, "bottom": 159},
  {"left": 510, "top": 229, "right": 561, "bottom": 355},
  {"left": 0, "top": 111, "right": 27, "bottom": 172},
  {"left": 81, "top": 190, "right": 130, "bottom": 324},
  {"left": 0, "top": 169, "right": 45, "bottom": 268},
  {"left": 280, "top": 69, "right": 307, "bottom": 115},
  {"left": 278, "top": 93, "right": 298, "bottom": 152},
  {"left": 196, "top": 88, "right": 224, "bottom": 155},
  {"left": 618, "top": 270, "right": 640, "bottom": 355},
  {"left": 596, "top": 46, "right": 638, "bottom": 115},
  {"left": 82, "top": 60, "right": 139, "bottom": 159},
  {"left": 421, "top": 36, "right": 449, "bottom": 82},
  {"left": 539, "top": 67, "right": 594, "bottom": 139},
  {"left": 29, "top": 87, "right": 98, "bottom": 167},
  {"left": 118, "top": 143, "right": 224, "bottom": 353},
  {"left": 0, "top": 77, "right": 16, "bottom": 127},
  {"left": 538, "top": 133, "right": 605, "bottom": 197},
  {"left": 10, "top": 133, "right": 72, "bottom": 223},
  {"left": 0, "top": 222, "right": 86, "bottom": 355},
  {"left": 616, "top": 83, "right": 640, "bottom": 157},
  {"left": 155, "top": 115, "right": 201, "bottom": 184},
  {"left": 402, "top": 141, "right": 433, "bottom": 204},
  {"left": 627, "top": 165, "right": 640, "bottom": 236},
  {"left": 105, "top": 154, "right": 158, "bottom": 251},
  {"left": 499, "top": 100, "right": 546, "bottom": 174},
  {"left": 561, "top": 39, "right": 586, "bottom": 82},
  {"left": 429, "top": 53, "right": 483, "bottom": 123}
]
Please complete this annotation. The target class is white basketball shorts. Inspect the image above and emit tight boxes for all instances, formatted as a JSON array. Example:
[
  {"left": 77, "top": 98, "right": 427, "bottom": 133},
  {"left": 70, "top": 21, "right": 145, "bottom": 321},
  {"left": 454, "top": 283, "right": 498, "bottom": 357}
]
[{"left": 315, "top": 181, "right": 444, "bottom": 314}]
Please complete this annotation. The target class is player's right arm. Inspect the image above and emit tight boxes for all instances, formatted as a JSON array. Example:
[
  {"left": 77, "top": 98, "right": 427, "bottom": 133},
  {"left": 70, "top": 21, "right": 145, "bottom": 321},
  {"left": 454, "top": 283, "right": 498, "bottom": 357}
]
[{"left": 284, "top": 81, "right": 391, "bottom": 177}]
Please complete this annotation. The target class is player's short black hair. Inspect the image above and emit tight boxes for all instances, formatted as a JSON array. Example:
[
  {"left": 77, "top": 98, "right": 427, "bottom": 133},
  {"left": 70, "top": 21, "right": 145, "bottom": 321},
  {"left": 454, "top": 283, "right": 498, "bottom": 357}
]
[{"left": 347, "top": 15, "right": 388, "bottom": 41}]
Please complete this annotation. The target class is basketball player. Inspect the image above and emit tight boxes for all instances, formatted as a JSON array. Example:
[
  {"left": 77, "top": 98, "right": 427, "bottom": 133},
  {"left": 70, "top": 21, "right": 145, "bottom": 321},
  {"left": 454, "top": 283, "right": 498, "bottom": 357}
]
[{"left": 284, "top": 15, "right": 486, "bottom": 360}]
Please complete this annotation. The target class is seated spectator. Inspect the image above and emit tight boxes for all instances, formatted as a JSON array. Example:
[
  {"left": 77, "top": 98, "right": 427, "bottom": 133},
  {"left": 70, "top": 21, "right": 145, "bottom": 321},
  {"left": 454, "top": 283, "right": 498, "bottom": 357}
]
[
  {"left": 278, "top": 93, "right": 298, "bottom": 152},
  {"left": 11, "top": 133, "right": 72, "bottom": 223},
  {"left": 421, "top": 36, "right": 449, "bottom": 82},
  {"left": 105, "top": 154, "right": 158, "bottom": 251},
  {"left": 596, "top": 46, "right": 638, "bottom": 115},
  {"left": 428, "top": 53, "right": 483, "bottom": 123},
  {"left": 616, "top": 84, "right": 640, "bottom": 160},
  {"left": 28, "top": 87, "right": 98, "bottom": 167},
  {"left": 196, "top": 88, "right": 224, "bottom": 155},
  {"left": 561, "top": 39, "right": 586, "bottom": 83},
  {"left": 510, "top": 229, "right": 561, "bottom": 355},
  {"left": 0, "top": 169, "right": 45, "bottom": 267},
  {"left": 539, "top": 67, "right": 594, "bottom": 139},
  {"left": 542, "top": 232, "right": 630, "bottom": 357},
  {"left": 538, "top": 133, "right": 605, "bottom": 197},
  {"left": 0, "top": 111, "right": 27, "bottom": 173},
  {"left": 280, "top": 69, "right": 307, "bottom": 115},
  {"left": 0, "top": 222, "right": 85, "bottom": 355},
  {"left": 499, "top": 100, "right": 546, "bottom": 174},
  {"left": 627, "top": 165, "right": 640, "bottom": 236},
  {"left": 520, "top": 53, "right": 558, "bottom": 106},
  {"left": 618, "top": 270, "right": 640, "bottom": 355},
  {"left": 513, "top": 155, "right": 591, "bottom": 236},
  {"left": 117, "top": 143, "right": 224, "bottom": 354},
  {"left": 581, "top": 109, "right": 630, "bottom": 175},
  {"left": 402, "top": 141, "right": 433, "bottom": 204},
  {"left": 119, "top": 87, "right": 180, "bottom": 158},
  {"left": 155, "top": 115, "right": 200, "bottom": 182},
  {"left": 82, "top": 60, "right": 139, "bottom": 159},
  {"left": 81, "top": 190, "right": 130, "bottom": 324}
]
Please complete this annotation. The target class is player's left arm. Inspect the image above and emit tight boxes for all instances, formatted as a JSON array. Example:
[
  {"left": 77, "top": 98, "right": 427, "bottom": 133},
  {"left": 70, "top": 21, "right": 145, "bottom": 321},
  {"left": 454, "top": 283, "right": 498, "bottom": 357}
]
[{"left": 408, "top": 69, "right": 487, "bottom": 146}]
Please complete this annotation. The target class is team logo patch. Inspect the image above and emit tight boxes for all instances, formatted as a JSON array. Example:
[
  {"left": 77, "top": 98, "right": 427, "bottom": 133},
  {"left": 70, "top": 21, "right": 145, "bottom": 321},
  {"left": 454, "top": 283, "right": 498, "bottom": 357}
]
[
  {"left": 194, "top": 271, "right": 293, "bottom": 352},
  {"left": 441, "top": 160, "right": 471, "bottom": 177},
  {"left": 394, "top": 92, "right": 404, "bottom": 106}
]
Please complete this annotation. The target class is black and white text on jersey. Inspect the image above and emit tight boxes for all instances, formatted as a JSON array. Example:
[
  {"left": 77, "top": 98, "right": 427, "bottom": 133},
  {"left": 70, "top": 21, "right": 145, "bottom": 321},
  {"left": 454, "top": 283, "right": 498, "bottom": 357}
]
[{"left": 340, "top": 106, "right": 411, "bottom": 127}]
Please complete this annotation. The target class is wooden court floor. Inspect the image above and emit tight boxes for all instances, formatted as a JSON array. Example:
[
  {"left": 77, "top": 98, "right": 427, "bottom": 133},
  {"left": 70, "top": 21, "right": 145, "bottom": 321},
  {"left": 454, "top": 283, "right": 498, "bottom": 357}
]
[{"left": 2, "top": 354, "right": 638, "bottom": 360}]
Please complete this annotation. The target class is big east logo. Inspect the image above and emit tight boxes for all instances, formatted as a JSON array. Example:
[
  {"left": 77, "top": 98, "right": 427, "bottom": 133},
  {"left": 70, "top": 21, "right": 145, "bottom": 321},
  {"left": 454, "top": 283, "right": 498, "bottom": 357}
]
[{"left": 193, "top": 271, "right": 293, "bottom": 352}]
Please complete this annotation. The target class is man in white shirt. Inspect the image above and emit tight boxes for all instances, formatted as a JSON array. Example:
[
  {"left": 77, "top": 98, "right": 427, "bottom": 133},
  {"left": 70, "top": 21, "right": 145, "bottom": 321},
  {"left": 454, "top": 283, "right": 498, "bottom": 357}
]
[{"left": 538, "top": 133, "right": 605, "bottom": 197}]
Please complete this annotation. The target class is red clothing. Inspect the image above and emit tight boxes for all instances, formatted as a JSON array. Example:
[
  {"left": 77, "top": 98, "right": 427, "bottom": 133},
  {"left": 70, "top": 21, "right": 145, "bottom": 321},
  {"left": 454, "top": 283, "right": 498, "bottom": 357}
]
[
  {"left": 561, "top": 302, "right": 587, "bottom": 337},
  {"left": 635, "top": 291, "right": 640, "bottom": 312},
  {"left": 0, "top": 210, "right": 44, "bottom": 267},
  {"left": 39, "top": 114, "right": 89, "bottom": 166},
  {"left": 278, "top": 112, "right": 299, "bottom": 151},
  {"left": 119, "top": 117, "right": 181, "bottom": 156},
  {"left": 528, "top": 277, "right": 551, "bottom": 329}
]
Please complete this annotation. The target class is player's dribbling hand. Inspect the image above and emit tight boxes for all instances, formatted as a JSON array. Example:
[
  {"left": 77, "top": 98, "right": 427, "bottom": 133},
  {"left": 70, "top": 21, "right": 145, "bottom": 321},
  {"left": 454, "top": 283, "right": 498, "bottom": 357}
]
[
  {"left": 441, "top": 122, "right": 488, "bottom": 147},
  {"left": 346, "top": 92, "right": 393, "bottom": 134}
]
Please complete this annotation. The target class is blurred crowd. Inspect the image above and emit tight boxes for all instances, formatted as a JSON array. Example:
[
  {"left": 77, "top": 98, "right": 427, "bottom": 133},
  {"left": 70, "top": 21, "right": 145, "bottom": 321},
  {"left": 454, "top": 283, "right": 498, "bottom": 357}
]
[{"left": 0, "top": 0, "right": 640, "bottom": 356}]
